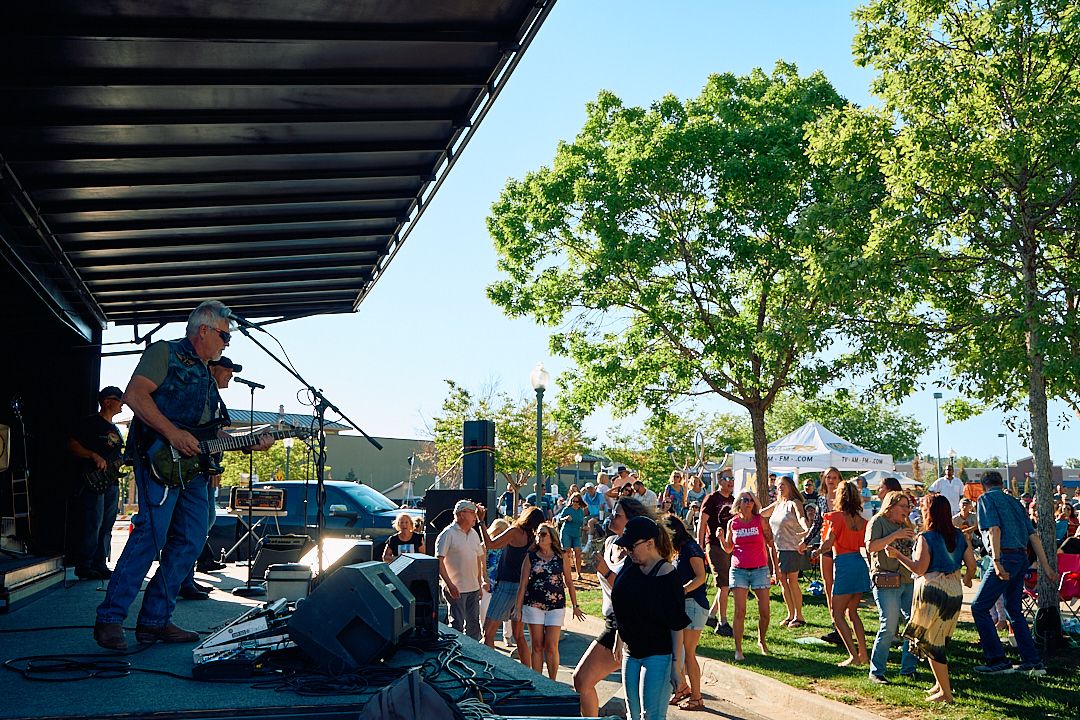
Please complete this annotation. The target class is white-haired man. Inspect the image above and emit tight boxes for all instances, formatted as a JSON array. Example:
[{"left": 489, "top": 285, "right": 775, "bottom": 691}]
[{"left": 94, "top": 301, "right": 274, "bottom": 651}]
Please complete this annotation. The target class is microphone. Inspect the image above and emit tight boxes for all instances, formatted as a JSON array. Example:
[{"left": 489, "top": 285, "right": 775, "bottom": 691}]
[
  {"left": 233, "top": 377, "right": 265, "bottom": 390},
  {"left": 223, "top": 309, "right": 260, "bottom": 330}
]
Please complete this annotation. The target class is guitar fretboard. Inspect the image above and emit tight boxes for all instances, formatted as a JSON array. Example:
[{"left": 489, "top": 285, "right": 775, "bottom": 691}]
[{"left": 198, "top": 429, "right": 302, "bottom": 455}]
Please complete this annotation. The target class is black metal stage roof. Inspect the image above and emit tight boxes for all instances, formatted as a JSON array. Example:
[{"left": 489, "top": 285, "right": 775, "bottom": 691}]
[{"left": 0, "top": 1, "right": 554, "bottom": 341}]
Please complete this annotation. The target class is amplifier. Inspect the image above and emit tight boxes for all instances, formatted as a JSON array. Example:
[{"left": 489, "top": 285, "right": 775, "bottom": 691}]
[{"left": 230, "top": 487, "right": 285, "bottom": 513}]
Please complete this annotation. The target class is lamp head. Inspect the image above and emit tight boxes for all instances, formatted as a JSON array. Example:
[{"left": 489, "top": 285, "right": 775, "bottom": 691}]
[
  {"left": 529, "top": 362, "right": 550, "bottom": 391},
  {"left": 933, "top": 392, "right": 943, "bottom": 399}
]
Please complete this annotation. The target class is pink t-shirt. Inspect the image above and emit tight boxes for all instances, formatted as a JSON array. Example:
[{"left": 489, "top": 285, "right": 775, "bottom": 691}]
[{"left": 729, "top": 514, "right": 768, "bottom": 569}]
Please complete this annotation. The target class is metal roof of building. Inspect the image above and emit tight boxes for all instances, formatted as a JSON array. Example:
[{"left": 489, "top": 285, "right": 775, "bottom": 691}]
[
  {"left": 0, "top": 0, "right": 555, "bottom": 341},
  {"left": 227, "top": 409, "right": 349, "bottom": 432}
]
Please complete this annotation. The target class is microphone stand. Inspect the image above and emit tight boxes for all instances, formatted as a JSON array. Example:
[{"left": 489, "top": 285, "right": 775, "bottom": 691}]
[
  {"left": 233, "top": 381, "right": 265, "bottom": 597},
  {"left": 234, "top": 325, "right": 382, "bottom": 576}
]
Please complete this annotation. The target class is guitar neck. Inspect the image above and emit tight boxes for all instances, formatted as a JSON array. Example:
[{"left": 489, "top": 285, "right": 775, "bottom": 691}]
[{"left": 199, "top": 429, "right": 298, "bottom": 455}]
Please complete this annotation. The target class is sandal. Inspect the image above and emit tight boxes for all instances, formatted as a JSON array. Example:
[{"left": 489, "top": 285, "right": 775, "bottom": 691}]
[
  {"left": 680, "top": 696, "right": 706, "bottom": 711},
  {"left": 788, "top": 619, "right": 806, "bottom": 628},
  {"left": 669, "top": 686, "right": 691, "bottom": 706}
]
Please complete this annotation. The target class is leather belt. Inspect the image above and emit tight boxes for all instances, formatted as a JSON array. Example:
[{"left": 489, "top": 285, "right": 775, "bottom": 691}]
[{"left": 1001, "top": 547, "right": 1025, "bottom": 554}]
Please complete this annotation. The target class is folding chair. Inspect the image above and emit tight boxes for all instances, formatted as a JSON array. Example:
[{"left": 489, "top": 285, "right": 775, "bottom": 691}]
[
  {"left": 1022, "top": 567, "right": 1039, "bottom": 622},
  {"left": 1057, "top": 553, "right": 1080, "bottom": 624}
]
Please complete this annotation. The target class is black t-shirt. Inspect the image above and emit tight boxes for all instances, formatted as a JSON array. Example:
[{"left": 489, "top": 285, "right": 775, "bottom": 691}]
[
  {"left": 701, "top": 491, "right": 734, "bottom": 546},
  {"left": 72, "top": 414, "right": 124, "bottom": 465},
  {"left": 611, "top": 561, "right": 690, "bottom": 659},
  {"left": 386, "top": 532, "right": 425, "bottom": 558}
]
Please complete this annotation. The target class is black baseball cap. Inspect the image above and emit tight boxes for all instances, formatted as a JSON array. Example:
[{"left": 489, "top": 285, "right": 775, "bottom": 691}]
[
  {"left": 613, "top": 516, "right": 661, "bottom": 548},
  {"left": 209, "top": 356, "right": 242, "bottom": 372},
  {"left": 98, "top": 386, "right": 123, "bottom": 402}
]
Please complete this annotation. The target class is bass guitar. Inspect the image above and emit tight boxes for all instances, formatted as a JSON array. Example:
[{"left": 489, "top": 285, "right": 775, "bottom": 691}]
[
  {"left": 145, "top": 422, "right": 309, "bottom": 489},
  {"left": 83, "top": 456, "right": 127, "bottom": 494}
]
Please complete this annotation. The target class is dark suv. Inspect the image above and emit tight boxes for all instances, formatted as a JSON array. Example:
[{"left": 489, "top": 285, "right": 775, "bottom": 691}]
[{"left": 212, "top": 480, "right": 423, "bottom": 558}]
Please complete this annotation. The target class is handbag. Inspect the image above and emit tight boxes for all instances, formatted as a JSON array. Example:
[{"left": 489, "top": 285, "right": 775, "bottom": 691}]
[{"left": 872, "top": 570, "right": 901, "bottom": 589}]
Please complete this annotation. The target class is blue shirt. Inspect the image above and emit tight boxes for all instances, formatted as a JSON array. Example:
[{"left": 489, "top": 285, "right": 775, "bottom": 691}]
[
  {"left": 976, "top": 487, "right": 1034, "bottom": 551},
  {"left": 922, "top": 530, "right": 967, "bottom": 574}
]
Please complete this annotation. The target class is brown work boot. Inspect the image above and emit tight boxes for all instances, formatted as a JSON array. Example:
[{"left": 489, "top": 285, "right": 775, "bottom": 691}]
[
  {"left": 135, "top": 622, "right": 200, "bottom": 644},
  {"left": 93, "top": 622, "right": 128, "bottom": 651}
]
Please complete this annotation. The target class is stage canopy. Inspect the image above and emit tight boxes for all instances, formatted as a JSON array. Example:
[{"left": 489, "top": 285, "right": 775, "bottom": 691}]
[
  {"left": 0, "top": 0, "right": 555, "bottom": 341},
  {"left": 731, "top": 421, "right": 894, "bottom": 480}
]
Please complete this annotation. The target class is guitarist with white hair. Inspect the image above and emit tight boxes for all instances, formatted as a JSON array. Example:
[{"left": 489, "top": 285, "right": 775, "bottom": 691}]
[
  {"left": 67, "top": 386, "right": 126, "bottom": 581},
  {"left": 94, "top": 301, "right": 275, "bottom": 651}
]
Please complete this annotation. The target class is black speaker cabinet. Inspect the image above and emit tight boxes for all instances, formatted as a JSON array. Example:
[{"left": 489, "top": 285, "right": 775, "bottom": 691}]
[
  {"left": 388, "top": 553, "right": 440, "bottom": 636},
  {"left": 251, "top": 534, "right": 313, "bottom": 580},
  {"left": 422, "top": 488, "right": 494, "bottom": 555},
  {"left": 288, "top": 561, "right": 415, "bottom": 672},
  {"left": 305, "top": 538, "right": 374, "bottom": 588},
  {"left": 462, "top": 419, "right": 495, "bottom": 490}
]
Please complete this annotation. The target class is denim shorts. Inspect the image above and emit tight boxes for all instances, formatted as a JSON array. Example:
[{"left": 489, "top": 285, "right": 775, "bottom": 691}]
[
  {"left": 684, "top": 598, "right": 710, "bottom": 630},
  {"left": 730, "top": 565, "right": 770, "bottom": 590}
]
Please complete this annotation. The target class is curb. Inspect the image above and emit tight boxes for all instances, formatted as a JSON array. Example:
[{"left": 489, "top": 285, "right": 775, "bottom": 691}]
[
  {"left": 697, "top": 654, "right": 887, "bottom": 720},
  {"left": 578, "top": 613, "right": 887, "bottom": 720}
]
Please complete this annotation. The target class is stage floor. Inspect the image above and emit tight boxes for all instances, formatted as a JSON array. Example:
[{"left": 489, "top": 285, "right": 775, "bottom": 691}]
[{"left": 0, "top": 552, "right": 581, "bottom": 719}]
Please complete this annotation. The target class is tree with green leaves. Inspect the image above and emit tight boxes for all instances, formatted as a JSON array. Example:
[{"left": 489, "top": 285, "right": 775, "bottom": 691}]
[
  {"left": 218, "top": 440, "right": 319, "bottom": 488},
  {"left": 849, "top": 0, "right": 1080, "bottom": 613},
  {"left": 488, "top": 63, "right": 891, "bottom": 501},
  {"left": 601, "top": 409, "right": 752, "bottom": 492}
]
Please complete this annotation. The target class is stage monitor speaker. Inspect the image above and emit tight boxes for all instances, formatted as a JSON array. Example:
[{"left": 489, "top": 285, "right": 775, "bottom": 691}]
[
  {"left": 462, "top": 420, "right": 495, "bottom": 490},
  {"left": 288, "top": 561, "right": 415, "bottom": 672},
  {"left": 250, "top": 534, "right": 313, "bottom": 580},
  {"left": 422, "top": 488, "right": 494, "bottom": 555},
  {"left": 303, "top": 537, "right": 374, "bottom": 586},
  {"left": 389, "top": 553, "right": 440, "bottom": 636}
]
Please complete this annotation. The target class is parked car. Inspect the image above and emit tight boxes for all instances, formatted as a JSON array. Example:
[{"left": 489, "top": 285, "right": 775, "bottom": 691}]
[{"left": 208, "top": 480, "right": 424, "bottom": 560}]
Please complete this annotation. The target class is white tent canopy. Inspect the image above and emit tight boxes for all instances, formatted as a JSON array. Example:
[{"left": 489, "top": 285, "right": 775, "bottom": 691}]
[
  {"left": 856, "top": 469, "right": 922, "bottom": 489},
  {"left": 731, "top": 422, "right": 893, "bottom": 486}
]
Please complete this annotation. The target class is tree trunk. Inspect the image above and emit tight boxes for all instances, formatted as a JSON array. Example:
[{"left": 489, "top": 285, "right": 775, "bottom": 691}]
[
  {"left": 748, "top": 403, "right": 769, "bottom": 503},
  {"left": 1019, "top": 229, "right": 1060, "bottom": 615}
]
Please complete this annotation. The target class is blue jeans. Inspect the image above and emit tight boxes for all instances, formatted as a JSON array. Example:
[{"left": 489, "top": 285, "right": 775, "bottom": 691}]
[
  {"left": 870, "top": 583, "right": 917, "bottom": 677},
  {"left": 76, "top": 483, "right": 119, "bottom": 572},
  {"left": 96, "top": 464, "right": 209, "bottom": 628},
  {"left": 181, "top": 480, "right": 218, "bottom": 590},
  {"left": 971, "top": 551, "right": 1040, "bottom": 664},
  {"left": 623, "top": 653, "right": 672, "bottom": 720}
]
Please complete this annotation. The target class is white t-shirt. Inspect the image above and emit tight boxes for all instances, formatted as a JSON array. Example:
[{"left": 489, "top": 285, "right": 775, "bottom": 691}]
[
  {"left": 435, "top": 523, "right": 485, "bottom": 594},
  {"left": 636, "top": 488, "right": 658, "bottom": 508},
  {"left": 929, "top": 476, "right": 965, "bottom": 515}
]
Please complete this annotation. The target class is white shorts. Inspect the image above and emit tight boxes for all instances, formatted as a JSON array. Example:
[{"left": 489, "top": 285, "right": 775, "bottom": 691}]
[{"left": 521, "top": 605, "right": 565, "bottom": 627}]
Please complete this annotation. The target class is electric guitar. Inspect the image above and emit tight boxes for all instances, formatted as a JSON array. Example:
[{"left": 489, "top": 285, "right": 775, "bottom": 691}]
[
  {"left": 82, "top": 456, "right": 127, "bottom": 494},
  {"left": 145, "top": 421, "right": 309, "bottom": 489}
]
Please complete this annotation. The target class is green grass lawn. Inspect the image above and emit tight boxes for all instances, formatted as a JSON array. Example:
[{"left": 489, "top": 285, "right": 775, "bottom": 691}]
[{"left": 574, "top": 583, "right": 1080, "bottom": 720}]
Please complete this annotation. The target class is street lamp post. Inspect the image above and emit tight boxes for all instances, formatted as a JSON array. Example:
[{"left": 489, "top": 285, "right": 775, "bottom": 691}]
[
  {"left": 933, "top": 392, "right": 943, "bottom": 479},
  {"left": 284, "top": 437, "right": 294, "bottom": 482},
  {"left": 947, "top": 448, "right": 957, "bottom": 477},
  {"left": 998, "top": 432, "right": 1010, "bottom": 492},
  {"left": 530, "top": 363, "right": 550, "bottom": 504},
  {"left": 574, "top": 453, "right": 582, "bottom": 490}
]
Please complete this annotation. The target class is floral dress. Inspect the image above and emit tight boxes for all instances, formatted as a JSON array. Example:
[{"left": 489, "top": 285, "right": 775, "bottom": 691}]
[{"left": 522, "top": 550, "right": 566, "bottom": 611}]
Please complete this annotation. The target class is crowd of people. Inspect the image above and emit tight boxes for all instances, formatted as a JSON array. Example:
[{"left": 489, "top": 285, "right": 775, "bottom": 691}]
[{"left": 426, "top": 461, "right": 1073, "bottom": 718}]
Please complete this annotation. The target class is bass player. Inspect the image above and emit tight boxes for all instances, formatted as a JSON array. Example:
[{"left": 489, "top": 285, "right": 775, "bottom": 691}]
[
  {"left": 67, "top": 386, "right": 126, "bottom": 581},
  {"left": 94, "top": 301, "right": 274, "bottom": 651}
]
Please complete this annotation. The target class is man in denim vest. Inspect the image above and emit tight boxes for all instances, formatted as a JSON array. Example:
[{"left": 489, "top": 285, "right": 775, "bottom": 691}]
[{"left": 94, "top": 301, "right": 274, "bottom": 651}]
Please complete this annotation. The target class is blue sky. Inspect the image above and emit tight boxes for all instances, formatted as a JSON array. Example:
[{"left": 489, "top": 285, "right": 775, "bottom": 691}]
[{"left": 100, "top": 1, "right": 1075, "bottom": 465}]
